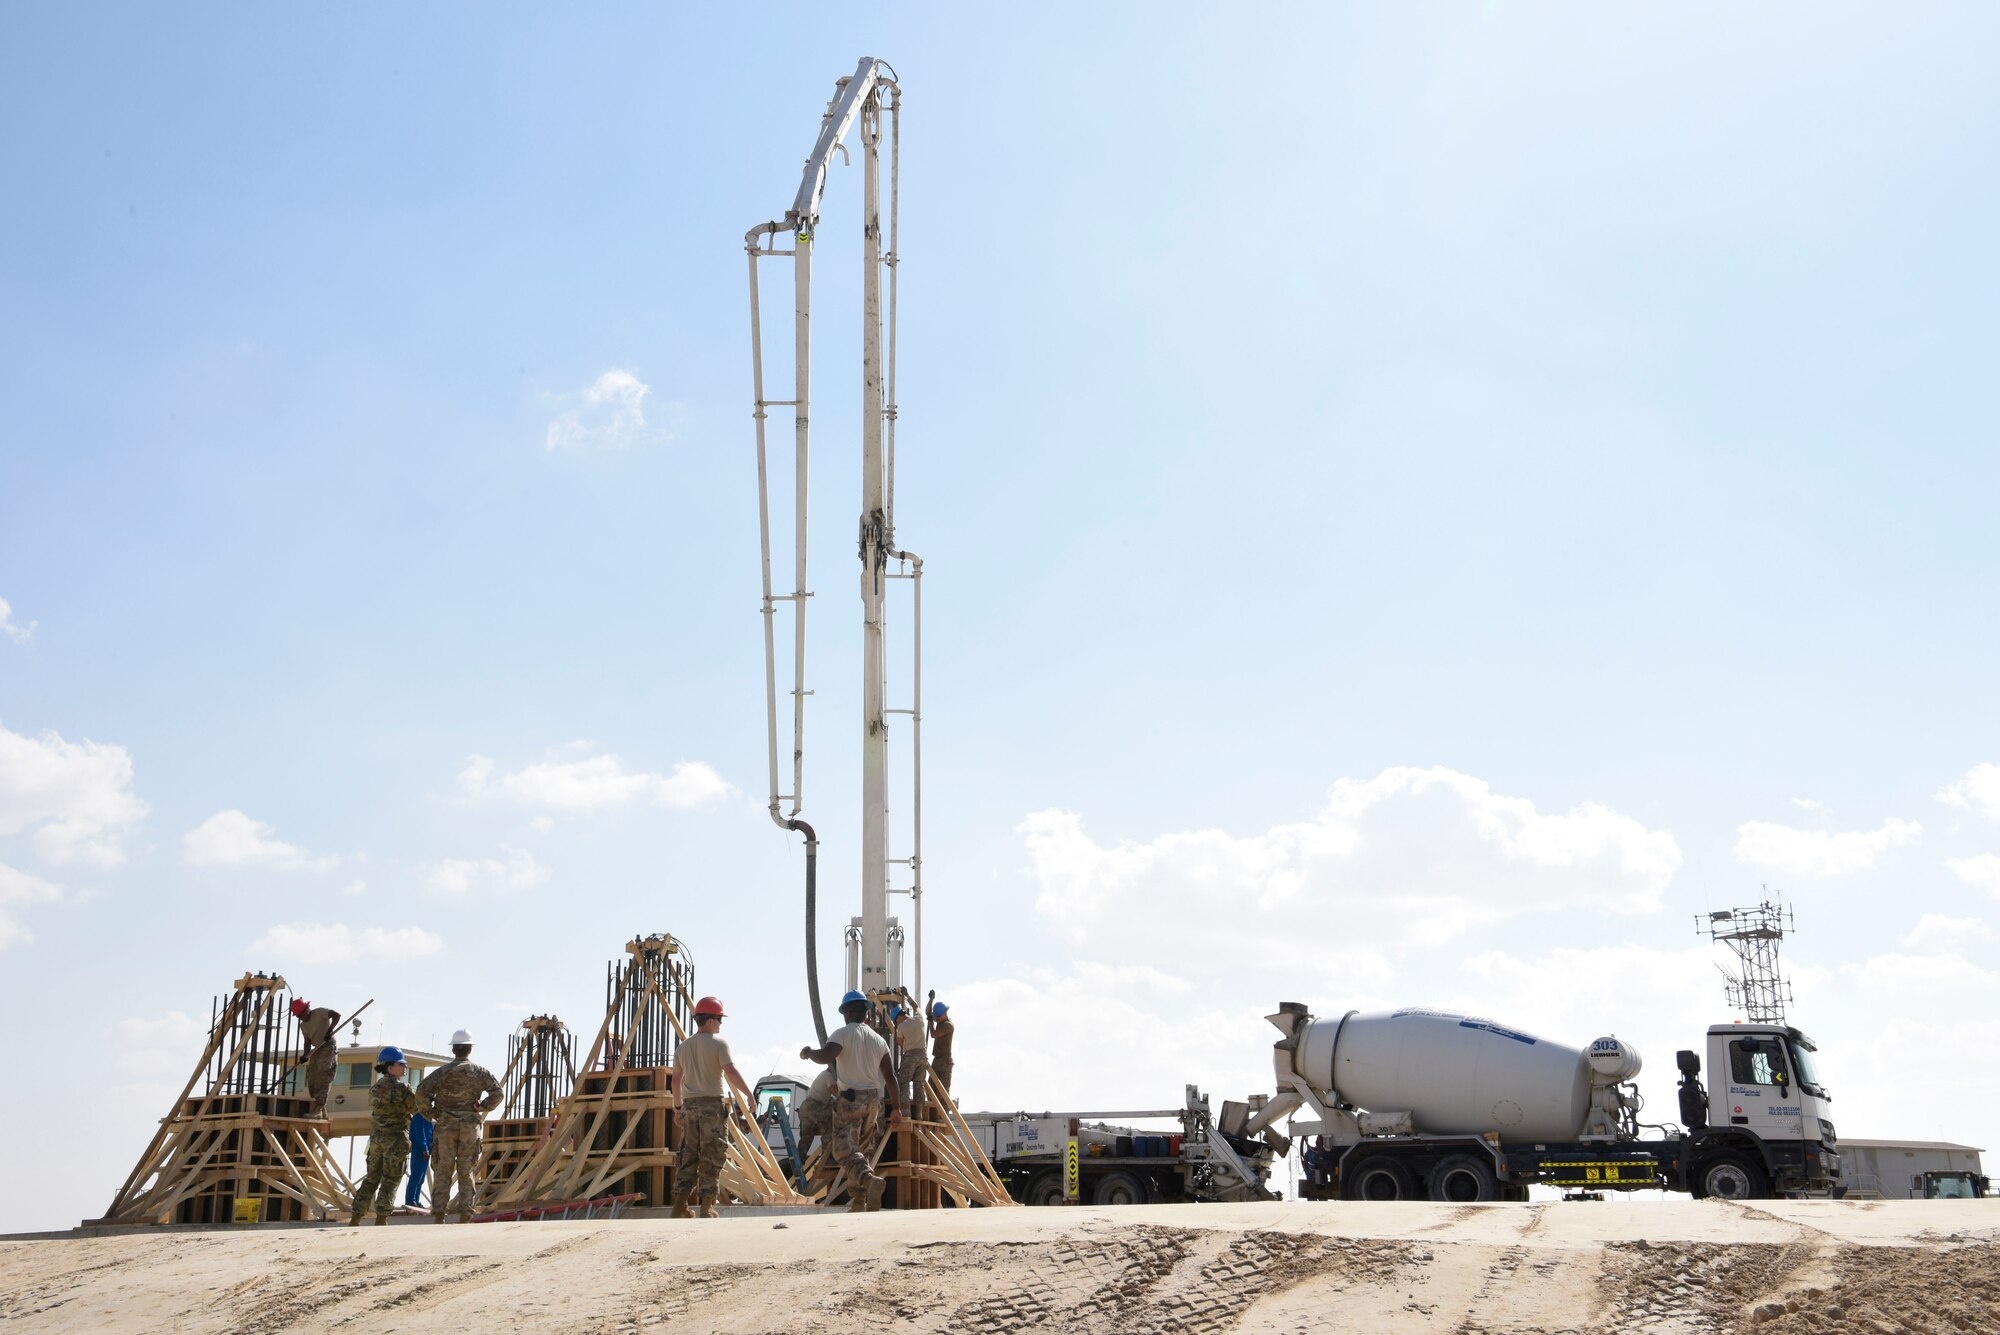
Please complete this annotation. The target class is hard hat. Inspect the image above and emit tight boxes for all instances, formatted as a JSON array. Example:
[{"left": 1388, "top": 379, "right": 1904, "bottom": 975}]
[
  {"left": 693, "top": 996, "right": 726, "bottom": 1019},
  {"left": 840, "top": 990, "right": 867, "bottom": 1009},
  {"left": 290, "top": 998, "right": 309, "bottom": 1017},
  {"left": 451, "top": 1029, "right": 474, "bottom": 1045},
  {"left": 931, "top": 1001, "right": 948, "bottom": 1018},
  {"left": 378, "top": 1046, "right": 407, "bottom": 1066},
  {"left": 889, "top": 1005, "right": 904, "bottom": 1020}
]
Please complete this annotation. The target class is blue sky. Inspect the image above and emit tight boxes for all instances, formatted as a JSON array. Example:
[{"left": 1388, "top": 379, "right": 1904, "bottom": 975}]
[{"left": 3, "top": 4, "right": 1998, "bottom": 1231}]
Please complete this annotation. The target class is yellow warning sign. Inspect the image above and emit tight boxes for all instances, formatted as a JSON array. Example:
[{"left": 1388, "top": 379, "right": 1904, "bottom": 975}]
[
  {"left": 1065, "top": 1137, "right": 1081, "bottom": 1203},
  {"left": 232, "top": 1197, "right": 263, "bottom": 1224}
]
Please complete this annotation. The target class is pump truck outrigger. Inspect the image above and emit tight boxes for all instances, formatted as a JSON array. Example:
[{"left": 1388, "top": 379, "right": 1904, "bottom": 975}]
[{"left": 1251, "top": 1004, "right": 1842, "bottom": 1202}]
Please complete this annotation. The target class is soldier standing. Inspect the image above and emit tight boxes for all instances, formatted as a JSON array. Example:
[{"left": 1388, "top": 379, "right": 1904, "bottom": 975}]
[
  {"left": 891, "top": 1003, "right": 929, "bottom": 1114},
  {"left": 929, "top": 1000, "right": 955, "bottom": 1094},
  {"left": 669, "top": 996, "right": 754, "bottom": 1219},
  {"left": 349, "top": 1047, "right": 422, "bottom": 1226},
  {"left": 416, "top": 1028, "right": 502, "bottom": 1223},
  {"left": 800, "top": 990, "right": 901, "bottom": 1212},
  {"left": 290, "top": 997, "right": 342, "bottom": 1118}
]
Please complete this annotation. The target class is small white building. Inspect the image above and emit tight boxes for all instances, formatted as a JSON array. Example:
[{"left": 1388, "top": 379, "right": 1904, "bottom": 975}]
[{"left": 1839, "top": 1139, "right": 1985, "bottom": 1199}]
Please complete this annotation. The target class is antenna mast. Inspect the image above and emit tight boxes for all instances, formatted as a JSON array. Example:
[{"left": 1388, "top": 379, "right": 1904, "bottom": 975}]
[{"left": 1699, "top": 898, "right": 1795, "bottom": 1024}]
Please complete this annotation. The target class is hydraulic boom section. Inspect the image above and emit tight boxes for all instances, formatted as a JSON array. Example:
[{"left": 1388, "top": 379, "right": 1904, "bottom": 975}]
[{"left": 746, "top": 57, "right": 922, "bottom": 1044}]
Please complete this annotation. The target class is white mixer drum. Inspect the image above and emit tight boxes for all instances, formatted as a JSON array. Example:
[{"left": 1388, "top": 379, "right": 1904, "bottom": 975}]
[{"left": 1297, "top": 1007, "right": 1592, "bottom": 1142}]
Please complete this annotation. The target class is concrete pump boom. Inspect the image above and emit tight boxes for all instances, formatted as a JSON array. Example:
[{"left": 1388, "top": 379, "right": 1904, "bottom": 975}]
[{"left": 746, "top": 57, "right": 920, "bottom": 1045}]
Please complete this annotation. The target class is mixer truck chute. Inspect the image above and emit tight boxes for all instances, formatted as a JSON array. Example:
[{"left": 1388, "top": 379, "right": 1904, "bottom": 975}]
[{"left": 1254, "top": 1004, "right": 1841, "bottom": 1202}]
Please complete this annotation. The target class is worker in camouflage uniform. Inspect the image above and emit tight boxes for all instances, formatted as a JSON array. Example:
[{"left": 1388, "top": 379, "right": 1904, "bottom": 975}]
[
  {"left": 801, "top": 990, "right": 901, "bottom": 1211},
  {"left": 796, "top": 1067, "right": 835, "bottom": 1155},
  {"left": 350, "top": 1047, "right": 422, "bottom": 1225},
  {"left": 416, "top": 1028, "right": 502, "bottom": 1223},
  {"left": 891, "top": 1001, "right": 929, "bottom": 1115},
  {"left": 290, "top": 997, "right": 342, "bottom": 1118},
  {"left": 669, "top": 996, "right": 755, "bottom": 1219},
  {"left": 929, "top": 999, "right": 955, "bottom": 1094}
]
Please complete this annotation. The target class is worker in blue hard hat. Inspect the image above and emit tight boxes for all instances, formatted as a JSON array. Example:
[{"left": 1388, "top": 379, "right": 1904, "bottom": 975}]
[
  {"left": 800, "top": 990, "right": 900, "bottom": 1211},
  {"left": 928, "top": 998, "right": 955, "bottom": 1094},
  {"left": 890, "top": 999, "right": 929, "bottom": 1115},
  {"left": 349, "top": 1047, "right": 423, "bottom": 1226}
]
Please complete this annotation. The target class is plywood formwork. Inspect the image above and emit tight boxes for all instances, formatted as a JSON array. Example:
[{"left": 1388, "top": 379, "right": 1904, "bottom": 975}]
[
  {"left": 813, "top": 1067, "right": 1017, "bottom": 1210},
  {"left": 487, "top": 934, "right": 811, "bottom": 1210},
  {"left": 477, "top": 1014, "right": 577, "bottom": 1201},
  {"left": 93, "top": 972, "right": 356, "bottom": 1225}
]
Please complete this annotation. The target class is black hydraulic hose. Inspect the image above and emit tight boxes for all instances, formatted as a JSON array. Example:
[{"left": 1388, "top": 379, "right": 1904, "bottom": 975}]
[{"left": 786, "top": 818, "right": 827, "bottom": 1045}]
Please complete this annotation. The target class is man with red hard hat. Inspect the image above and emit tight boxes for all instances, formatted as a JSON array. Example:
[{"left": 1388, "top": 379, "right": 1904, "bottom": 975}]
[
  {"left": 289, "top": 997, "right": 342, "bottom": 1119},
  {"left": 670, "top": 996, "right": 753, "bottom": 1219}
]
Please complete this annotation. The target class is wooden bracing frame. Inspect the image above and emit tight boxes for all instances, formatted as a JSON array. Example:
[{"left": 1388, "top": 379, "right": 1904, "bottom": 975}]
[
  {"left": 94, "top": 973, "right": 356, "bottom": 1225},
  {"left": 811, "top": 1068, "right": 1018, "bottom": 1210},
  {"left": 487, "top": 935, "right": 812, "bottom": 1210}
]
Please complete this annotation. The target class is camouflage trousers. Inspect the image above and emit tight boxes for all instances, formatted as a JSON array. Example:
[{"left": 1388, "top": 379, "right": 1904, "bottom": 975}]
[
  {"left": 897, "top": 1058, "right": 930, "bottom": 1115},
  {"left": 431, "top": 1119, "right": 483, "bottom": 1217},
  {"left": 674, "top": 1097, "right": 729, "bottom": 1202},
  {"left": 352, "top": 1135, "right": 409, "bottom": 1218},
  {"left": 796, "top": 1094, "right": 831, "bottom": 1155},
  {"left": 932, "top": 1057, "right": 953, "bottom": 1092},
  {"left": 307, "top": 1045, "right": 338, "bottom": 1116},
  {"left": 830, "top": 1090, "right": 884, "bottom": 1191}
]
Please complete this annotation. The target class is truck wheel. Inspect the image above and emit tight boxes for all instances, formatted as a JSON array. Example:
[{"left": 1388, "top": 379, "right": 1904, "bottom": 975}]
[
  {"left": 1092, "top": 1171, "right": 1149, "bottom": 1206},
  {"left": 1341, "top": 1155, "right": 1418, "bottom": 1202},
  {"left": 1428, "top": 1155, "right": 1498, "bottom": 1203},
  {"left": 1697, "top": 1154, "right": 1770, "bottom": 1202},
  {"left": 1021, "top": 1171, "right": 1065, "bottom": 1207}
]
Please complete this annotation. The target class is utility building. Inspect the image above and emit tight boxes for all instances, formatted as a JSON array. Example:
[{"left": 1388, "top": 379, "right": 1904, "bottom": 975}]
[{"left": 1838, "top": 1139, "right": 1985, "bottom": 1198}]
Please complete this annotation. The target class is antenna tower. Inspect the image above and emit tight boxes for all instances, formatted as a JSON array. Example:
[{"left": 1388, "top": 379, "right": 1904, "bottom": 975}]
[{"left": 1699, "top": 898, "right": 1795, "bottom": 1024}]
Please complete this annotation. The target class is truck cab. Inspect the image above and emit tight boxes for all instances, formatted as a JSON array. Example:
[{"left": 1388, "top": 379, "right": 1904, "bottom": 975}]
[
  {"left": 1678, "top": 1023, "right": 1840, "bottom": 1199},
  {"left": 1916, "top": 1171, "right": 1990, "bottom": 1199}
]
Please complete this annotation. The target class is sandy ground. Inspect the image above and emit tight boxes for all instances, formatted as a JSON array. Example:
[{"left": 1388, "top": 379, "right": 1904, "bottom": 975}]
[{"left": 3, "top": 1199, "right": 1996, "bottom": 1334}]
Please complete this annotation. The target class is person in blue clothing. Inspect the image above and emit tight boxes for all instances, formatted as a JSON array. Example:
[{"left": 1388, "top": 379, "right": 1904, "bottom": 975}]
[{"left": 405, "top": 1109, "right": 435, "bottom": 1209}]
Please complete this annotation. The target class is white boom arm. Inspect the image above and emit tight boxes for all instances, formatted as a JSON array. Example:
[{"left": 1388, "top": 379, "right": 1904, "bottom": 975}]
[{"left": 746, "top": 57, "right": 921, "bottom": 1038}]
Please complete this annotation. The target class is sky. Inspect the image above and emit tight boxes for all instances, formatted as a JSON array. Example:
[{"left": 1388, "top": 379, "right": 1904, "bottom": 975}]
[{"left": 2, "top": 3, "right": 1998, "bottom": 1233}]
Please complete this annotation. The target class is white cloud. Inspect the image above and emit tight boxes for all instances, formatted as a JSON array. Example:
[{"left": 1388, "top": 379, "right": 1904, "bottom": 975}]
[
  {"left": 249, "top": 922, "right": 445, "bottom": 965},
  {"left": 113, "top": 1011, "right": 208, "bottom": 1080},
  {"left": 1946, "top": 854, "right": 2000, "bottom": 899},
  {"left": 182, "top": 809, "right": 335, "bottom": 871},
  {"left": 1021, "top": 766, "right": 1681, "bottom": 954},
  {"left": 1732, "top": 816, "right": 1920, "bottom": 877},
  {"left": 0, "top": 721, "right": 148, "bottom": 865},
  {"left": 0, "top": 596, "right": 34, "bottom": 645},
  {"left": 1939, "top": 763, "right": 2000, "bottom": 821},
  {"left": 1901, "top": 914, "right": 1996, "bottom": 950},
  {"left": 1790, "top": 797, "right": 1823, "bottom": 812},
  {"left": 0, "top": 861, "right": 63, "bottom": 949},
  {"left": 339, "top": 878, "right": 367, "bottom": 897},
  {"left": 459, "top": 751, "right": 735, "bottom": 812},
  {"left": 544, "top": 369, "right": 667, "bottom": 453},
  {"left": 1843, "top": 951, "right": 2000, "bottom": 996},
  {"left": 426, "top": 845, "right": 548, "bottom": 896}
]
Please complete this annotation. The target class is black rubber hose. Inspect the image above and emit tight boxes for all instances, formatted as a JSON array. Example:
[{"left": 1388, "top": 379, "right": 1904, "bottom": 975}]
[{"left": 790, "top": 819, "right": 827, "bottom": 1045}]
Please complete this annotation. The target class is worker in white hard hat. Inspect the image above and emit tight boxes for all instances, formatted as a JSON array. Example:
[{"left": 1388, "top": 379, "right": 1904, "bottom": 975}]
[{"left": 415, "top": 1029, "right": 502, "bottom": 1222}]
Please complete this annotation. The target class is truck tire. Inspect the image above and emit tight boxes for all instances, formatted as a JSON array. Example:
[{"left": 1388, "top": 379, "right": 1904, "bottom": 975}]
[
  {"left": 1092, "top": 1171, "right": 1150, "bottom": 1206},
  {"left": 1341, "top": 1155, "right": 1418, "bottom": 1202},
  {"left": 1021, "top": 1170, "right": 1066, "bottom": 1207},
  {"left": 1696, "top": 1153, "right": 1770, "bottom": 1202},
  {"left": 1428, "top": 1154, "right": 1498, "bottom": 1203}
]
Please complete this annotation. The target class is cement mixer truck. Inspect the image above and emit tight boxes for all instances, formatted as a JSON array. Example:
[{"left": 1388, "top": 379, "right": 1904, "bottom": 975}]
[{"left": 1245, "top": 1005, "right": 1841, "bottom": 1202}]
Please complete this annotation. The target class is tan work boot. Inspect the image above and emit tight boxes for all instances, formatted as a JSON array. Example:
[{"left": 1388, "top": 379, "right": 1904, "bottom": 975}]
[
  {"left": 670, "top": 1194, "right": 693, "bottom": 1219},
  {"left": 697, "top": 1194, "right": 719, "bottom": 1219},
  {"left": 375, "top": 1213, "right": 390, "bottom": 1227},
  {"left": 347, "top": 1212, "right": 363, "bottom": 1227},
  {"left": 864, "top": 1172, "right": 887, "bottom": 1212},
  {"left": 432, "top": 1213, "right": 447, "bottom": 1224}
]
